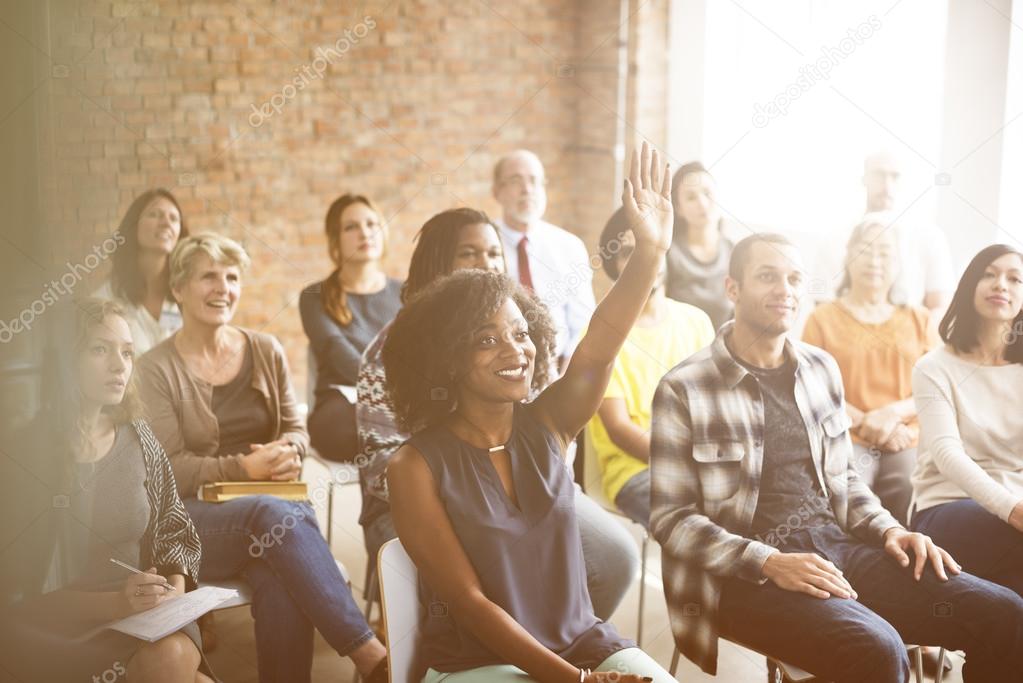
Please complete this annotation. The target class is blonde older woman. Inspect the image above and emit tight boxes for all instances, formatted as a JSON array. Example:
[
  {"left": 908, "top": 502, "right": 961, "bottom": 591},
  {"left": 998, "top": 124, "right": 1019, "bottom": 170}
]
[
  {"left": 803, "top": 216, "right": 939, "bottom": 523},
  {"left": 137, "top": 233, "right": 387, "bottom": 683}
]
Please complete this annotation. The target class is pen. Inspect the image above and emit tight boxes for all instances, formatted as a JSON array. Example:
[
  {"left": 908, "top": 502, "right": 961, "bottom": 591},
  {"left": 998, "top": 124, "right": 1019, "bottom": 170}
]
[{"left": 109, "top": 558, "right": 177, "bottom": 592}]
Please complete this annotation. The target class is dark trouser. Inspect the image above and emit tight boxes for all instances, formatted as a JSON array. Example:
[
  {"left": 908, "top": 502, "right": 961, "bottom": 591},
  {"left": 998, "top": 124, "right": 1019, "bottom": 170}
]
[
  {"left": 913, "top": 498, "right": 1023, "bottom": 597},
  {"left": 718, "top": 528, "right": 1023, "bottom": 683},
  {"left": 185, "top": 496, "right": 374, "bottom": 683},
  {"left": 308, "top": 391, "right": 359, "bottom": 462}
]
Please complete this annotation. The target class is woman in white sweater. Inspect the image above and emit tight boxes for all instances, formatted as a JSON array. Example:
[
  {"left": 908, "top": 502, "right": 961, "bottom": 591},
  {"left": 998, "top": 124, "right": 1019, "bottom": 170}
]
[{"left": 911, "top": 244, "right": 1023, "bottom": 596}]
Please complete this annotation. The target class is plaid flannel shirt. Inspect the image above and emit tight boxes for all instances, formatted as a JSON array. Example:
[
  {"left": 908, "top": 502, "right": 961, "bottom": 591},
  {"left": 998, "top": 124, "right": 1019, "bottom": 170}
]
[{"left": 650, "top": 322, "right": 902, "bottom": 674}]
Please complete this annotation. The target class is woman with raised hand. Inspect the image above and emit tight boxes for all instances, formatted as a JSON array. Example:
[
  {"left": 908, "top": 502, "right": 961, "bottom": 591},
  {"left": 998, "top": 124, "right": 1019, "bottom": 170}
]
[
  {"left": 301, "top": 194, "right": 402, "bottom": 462},
  {"left": 911, "top": 244, "right": 1023, "bottom": 596},
  {"left": 382, "top": 143, "right": 676, "bottom": 682},
  {"left": 96, "top": 188, "right": 188, "bottom": 355},
  {"left": 802, "top": 216, "right": 939, "bottom": 523},
  {"left": 356, "top": 208, "right": 640, "bottom": 623},
  {"left": 0, "top": 298, "right": 213, "bottom": 682},
  {"left": 137, "top": 233, "right": 387, "bottom": 683}
]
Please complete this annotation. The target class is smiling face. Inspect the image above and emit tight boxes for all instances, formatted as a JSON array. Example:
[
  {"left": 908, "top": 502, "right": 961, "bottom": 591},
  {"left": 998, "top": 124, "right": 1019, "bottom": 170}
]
[
  {"left": 450, "top": 222, "right": 505, "bottom": 274},
  {"left": 173, "top": 253, "right": 242, "bottom": 328},
  {"left": 972, "top": 252, "right": 1023, "bottom": 324},
  {"left": 135, "top": 196, "right": 182, "bottom": 255},
  {"left": 78, "top": 313, "right": 134, "bottom": 409},
  {"left": 846, "top": 223, "right": 898, "bottom": 295},
  {"left": 727, "top": 241, "right": 805, "bottom": 337},
  {"left": 493, "top": 152, "right": 547, "bottom": 227},
  {"left": 333, "top": 201, "right": 385, "bottom": 265},
  {"left": 458, "top": 297, "right": 536, "bottom": 404},
  {"left": 673, "top": 170, "right": 720, "bottom": 231}
]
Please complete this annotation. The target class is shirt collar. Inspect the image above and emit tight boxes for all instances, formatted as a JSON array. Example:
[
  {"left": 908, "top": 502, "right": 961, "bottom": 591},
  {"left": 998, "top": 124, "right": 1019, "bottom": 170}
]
[
  {"left": 710, "top": 320, "right": 805, "bottom": 388},
  {"left": 496, "top": 217, "right": 536, "bottom": 244}
]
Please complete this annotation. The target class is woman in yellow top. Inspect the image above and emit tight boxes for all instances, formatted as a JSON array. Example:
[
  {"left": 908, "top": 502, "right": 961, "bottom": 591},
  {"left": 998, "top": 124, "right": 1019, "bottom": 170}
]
[
  {"left": 586, "top": 207, "right": 714, "bottom": 527},
  {"left": 802, "top": 215, "right": 939, "bottom": 523}
]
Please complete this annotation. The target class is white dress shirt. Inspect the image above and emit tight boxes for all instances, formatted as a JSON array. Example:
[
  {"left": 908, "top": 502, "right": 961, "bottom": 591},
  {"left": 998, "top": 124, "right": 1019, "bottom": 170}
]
[{"left": 496, "top": 218, "right": 595, "bottom": 360}]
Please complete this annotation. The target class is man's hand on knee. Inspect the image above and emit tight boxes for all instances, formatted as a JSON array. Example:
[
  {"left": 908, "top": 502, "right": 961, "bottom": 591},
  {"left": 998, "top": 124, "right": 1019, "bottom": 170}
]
[
  {"left": 882, "top": 527, "right": 962, "bottom": 581},
  {"left": 762, "top": 552, "right": 857, "bottom": 600}
]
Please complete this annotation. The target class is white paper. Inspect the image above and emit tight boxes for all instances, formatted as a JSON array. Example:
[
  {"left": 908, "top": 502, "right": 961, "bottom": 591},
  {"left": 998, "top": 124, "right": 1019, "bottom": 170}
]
[
  {"left": 331, "top": 384, "right": 358, "bottom": 404},
  {"left": 104, "top": 586, "right": 238, "bottom": 642}
]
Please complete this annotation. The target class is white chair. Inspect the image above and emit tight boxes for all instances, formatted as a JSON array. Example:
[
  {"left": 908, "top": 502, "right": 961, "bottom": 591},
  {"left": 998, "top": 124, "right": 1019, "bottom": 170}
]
[
  {"left": 581, "top": 427, "right": 649, "bottom": 646},
  {"left": 377, "top": 538, "right": 425, "bottom": 683},
  {"left": 305, "top": 344, "right": 361, "bottom": 547}
]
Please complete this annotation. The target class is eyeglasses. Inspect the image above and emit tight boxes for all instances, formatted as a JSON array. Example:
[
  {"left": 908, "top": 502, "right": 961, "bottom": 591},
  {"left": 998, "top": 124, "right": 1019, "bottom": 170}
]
[{"left": 499, "top": 174, "right": 547, "bottom": 189}]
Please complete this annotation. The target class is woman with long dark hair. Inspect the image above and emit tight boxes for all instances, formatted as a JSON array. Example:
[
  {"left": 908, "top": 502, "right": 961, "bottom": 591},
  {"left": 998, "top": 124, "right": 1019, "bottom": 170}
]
[
  {"left": 381, "top": 144, "right": 675, "bottom": 682},
  {"left": 96, "top": 189, "right": 188, "bottom": 354},
  {"left": 911, "top": 244, "right": 1023, "bottom": 596},
  {"left": 300, "top": 194, "right": 401, "bottom": 461},
  {"left": 0, "top": 298, "right": 213, "bottom": 681},
  {"left": 664, "top": 161, "right": 732, "bottom": 329}
]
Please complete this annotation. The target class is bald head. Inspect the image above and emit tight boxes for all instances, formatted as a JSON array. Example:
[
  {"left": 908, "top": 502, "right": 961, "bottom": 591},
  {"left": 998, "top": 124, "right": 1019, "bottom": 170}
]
[{"left": 863, "top": 150, "right": 903, "bottom": 212}]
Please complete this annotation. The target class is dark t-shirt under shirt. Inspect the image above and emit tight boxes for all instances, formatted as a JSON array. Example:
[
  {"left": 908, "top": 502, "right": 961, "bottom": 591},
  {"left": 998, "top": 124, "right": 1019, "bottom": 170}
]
[{"left": 737, "top": 354, "right": 837, "bottom": 540}]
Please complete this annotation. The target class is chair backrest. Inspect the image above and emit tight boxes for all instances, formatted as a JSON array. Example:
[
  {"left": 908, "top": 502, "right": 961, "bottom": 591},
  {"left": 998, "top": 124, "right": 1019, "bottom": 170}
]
[
  {"left": 306, "top": 344, "right": 318, "bottom": 410},
  {"left": 378, "top": 538, "right": 425, "bottom": 683}
]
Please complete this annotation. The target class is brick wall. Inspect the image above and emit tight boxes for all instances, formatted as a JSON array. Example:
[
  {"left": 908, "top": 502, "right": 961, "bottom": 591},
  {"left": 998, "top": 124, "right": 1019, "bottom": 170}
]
[{"left": 25, "top": 0, "right": 667, "bottom": 399}]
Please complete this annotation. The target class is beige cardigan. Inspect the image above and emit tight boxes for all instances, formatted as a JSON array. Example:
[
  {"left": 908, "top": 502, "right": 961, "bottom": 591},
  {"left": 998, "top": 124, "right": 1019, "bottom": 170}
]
[{"left": 138, "top": 328, "right": 309, "bottom": 497}]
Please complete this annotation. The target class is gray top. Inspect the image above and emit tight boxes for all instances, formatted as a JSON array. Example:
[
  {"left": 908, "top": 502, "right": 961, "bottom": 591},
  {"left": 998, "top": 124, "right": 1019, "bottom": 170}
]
[
  {"left": 665, "top": 236, "right": 734, "bottom": 329},
  {"left": 212, "top": 340, "right": 274, "bottom": 457},
  {"left": 739, "top": 355, "right": 836, "bottom": 538},
  {"left": 300, "top": 278, "right": 403, "bottom": 393},
  {"left": 409, "top": 404, "right": 632, "bottom": 672},
  {"left": 69, "top": 425, "right": 150, "bottom": 588}
]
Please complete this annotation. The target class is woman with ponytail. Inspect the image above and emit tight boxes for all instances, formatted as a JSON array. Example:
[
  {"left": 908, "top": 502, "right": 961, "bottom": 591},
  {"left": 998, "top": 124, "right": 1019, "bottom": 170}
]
[{"left": 300, "top": 194, "right": 402, "bottom": 461}]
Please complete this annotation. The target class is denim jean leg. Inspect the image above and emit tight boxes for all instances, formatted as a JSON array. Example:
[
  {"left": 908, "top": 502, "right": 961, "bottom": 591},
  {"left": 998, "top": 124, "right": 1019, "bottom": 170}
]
[
  {"left": 574, "top": 484, "right": 640, "bottom": 621},
  {"left": 612, "top": 470, "right": 651, "bottom": 530},
  {"left": 840, "top": 539, "right": 1023, "bottom": 683},
  {"left": 245, "top": 559, "right": 315, "bottom": 683},
  {"left": 718, "top": 576, "right": 910, "bottom": 683},
  {"left": 184, "top": 496, "right": 374, "bottom": 659}
]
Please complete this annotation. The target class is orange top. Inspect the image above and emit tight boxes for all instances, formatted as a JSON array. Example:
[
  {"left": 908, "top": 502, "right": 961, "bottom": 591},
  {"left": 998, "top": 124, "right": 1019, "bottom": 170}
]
[{"left": 802, "top": 301, "right": 939, "bottom": 446}]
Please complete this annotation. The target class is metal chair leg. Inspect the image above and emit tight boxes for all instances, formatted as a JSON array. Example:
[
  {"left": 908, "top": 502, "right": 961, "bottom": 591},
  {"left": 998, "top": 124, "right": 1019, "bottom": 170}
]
[
  {"left": 326, "top": 479, "right": 335, "bottom": 547},
  {"left": 934, "top": 647, "right": 947, "bottom": 683},
  {"left": 637, "top": 531, "right": 648, "bottom": 647},
  {"left": 913, "top": 646, "right": 924, "bottom": 683},
  {"left": 669, "top": 646, "right": 680, "bottom": 676}
]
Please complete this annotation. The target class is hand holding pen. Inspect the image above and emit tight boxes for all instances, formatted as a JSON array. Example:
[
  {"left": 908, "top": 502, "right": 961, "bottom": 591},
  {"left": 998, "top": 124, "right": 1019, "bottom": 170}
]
[{"left": 110, "top": 558, "right": 177, "bottom": 614}]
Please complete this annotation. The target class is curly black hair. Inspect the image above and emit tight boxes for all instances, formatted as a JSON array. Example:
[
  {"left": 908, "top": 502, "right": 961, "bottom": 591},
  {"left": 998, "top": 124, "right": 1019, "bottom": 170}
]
[{"left": 381, "top": 270, "right": 557, "bottom": 433}]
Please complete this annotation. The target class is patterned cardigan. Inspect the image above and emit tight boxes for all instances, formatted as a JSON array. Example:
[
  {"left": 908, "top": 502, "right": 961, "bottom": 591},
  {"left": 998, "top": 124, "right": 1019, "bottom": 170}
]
[{"left": 131, "top": 418, "right": 202, "bottom": 588}]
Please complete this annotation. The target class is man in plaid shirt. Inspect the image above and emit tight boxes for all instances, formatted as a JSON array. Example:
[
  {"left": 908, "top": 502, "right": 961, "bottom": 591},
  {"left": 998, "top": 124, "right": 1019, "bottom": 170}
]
[{"left": 650, "top": 233, "right": 1023, "bottom": 680}]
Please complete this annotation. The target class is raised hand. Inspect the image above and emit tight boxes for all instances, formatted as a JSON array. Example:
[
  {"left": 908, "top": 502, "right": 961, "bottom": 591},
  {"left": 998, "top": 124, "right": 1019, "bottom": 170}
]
[{"left": 621, "top": 140, "right": 673, "bottom": 253}]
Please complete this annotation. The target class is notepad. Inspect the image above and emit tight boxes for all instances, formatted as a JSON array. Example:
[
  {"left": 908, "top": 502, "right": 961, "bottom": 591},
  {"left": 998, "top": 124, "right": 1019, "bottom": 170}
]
[
  {"left": 86, "top": 586, "right": 238, "bottom": 643},
  {"left": 198, "top": 481, "right": 309, "bottom": 502}
]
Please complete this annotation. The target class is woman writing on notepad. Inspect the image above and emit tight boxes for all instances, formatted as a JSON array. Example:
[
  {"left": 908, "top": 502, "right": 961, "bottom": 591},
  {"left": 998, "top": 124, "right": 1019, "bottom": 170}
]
[
  {"left": 0, "top": 298, "right": 213, "bottom": 681},
  {"left": 137, "top": 233, "right": 388, "bottom": 683}
]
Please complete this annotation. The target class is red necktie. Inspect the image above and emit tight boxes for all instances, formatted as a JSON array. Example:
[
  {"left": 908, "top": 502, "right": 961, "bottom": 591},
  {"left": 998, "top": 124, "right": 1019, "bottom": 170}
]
[{"left": 517, "top": 236, "right": 534, "bottom": 291}]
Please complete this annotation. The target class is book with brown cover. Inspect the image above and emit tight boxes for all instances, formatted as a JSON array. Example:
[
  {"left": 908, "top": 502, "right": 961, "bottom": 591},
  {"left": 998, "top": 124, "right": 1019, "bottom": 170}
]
[{"left": 199, "top": 481, "right": 309, "bottom": 502}]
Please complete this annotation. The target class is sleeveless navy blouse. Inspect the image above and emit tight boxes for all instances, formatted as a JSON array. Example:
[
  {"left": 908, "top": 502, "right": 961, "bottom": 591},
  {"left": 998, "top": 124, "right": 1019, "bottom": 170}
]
[{"left": 408, "top": 403, "right": 633, "bottom": 672}]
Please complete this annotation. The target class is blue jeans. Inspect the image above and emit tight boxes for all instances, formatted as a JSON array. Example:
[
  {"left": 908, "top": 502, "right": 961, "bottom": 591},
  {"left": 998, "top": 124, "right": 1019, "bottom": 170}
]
[
  {"left": 613, "top": 469, "right": 650, "bottom": 529},
  {"left": 185, "top": 496, "right": 374, "bottom": 683},
  {"left": 913, "top": 498, "right": 1023, "bottom": 597},
  {"left": 717, "top": 528, "right": 1023, "bottom": 682}
]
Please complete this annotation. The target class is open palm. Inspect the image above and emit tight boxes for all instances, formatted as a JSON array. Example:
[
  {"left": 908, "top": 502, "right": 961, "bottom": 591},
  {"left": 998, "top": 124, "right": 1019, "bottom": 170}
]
[{"left": 622, "top": 140, "right": 674, "bottom": 252}]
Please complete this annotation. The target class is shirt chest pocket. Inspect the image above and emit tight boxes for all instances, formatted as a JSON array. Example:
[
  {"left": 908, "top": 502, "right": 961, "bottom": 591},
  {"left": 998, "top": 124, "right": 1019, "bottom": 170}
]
[
  {"left": 692, "top": 441, "right": 745, "bottom": 501},
  {"left": 821, "top": 410, "right": 853, "bottom": 479}
]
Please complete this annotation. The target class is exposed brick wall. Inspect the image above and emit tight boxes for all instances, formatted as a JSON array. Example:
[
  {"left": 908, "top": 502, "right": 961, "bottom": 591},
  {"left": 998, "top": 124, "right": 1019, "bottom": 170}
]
[{"left": 26, "top": 0, "right": 666, "bottom": 399}]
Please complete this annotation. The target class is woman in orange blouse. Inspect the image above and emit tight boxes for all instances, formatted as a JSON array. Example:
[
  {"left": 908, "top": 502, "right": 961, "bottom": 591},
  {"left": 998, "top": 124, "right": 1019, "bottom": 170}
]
[{"left": 803, "top": 216, "right": 939, "bottom": 523}]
